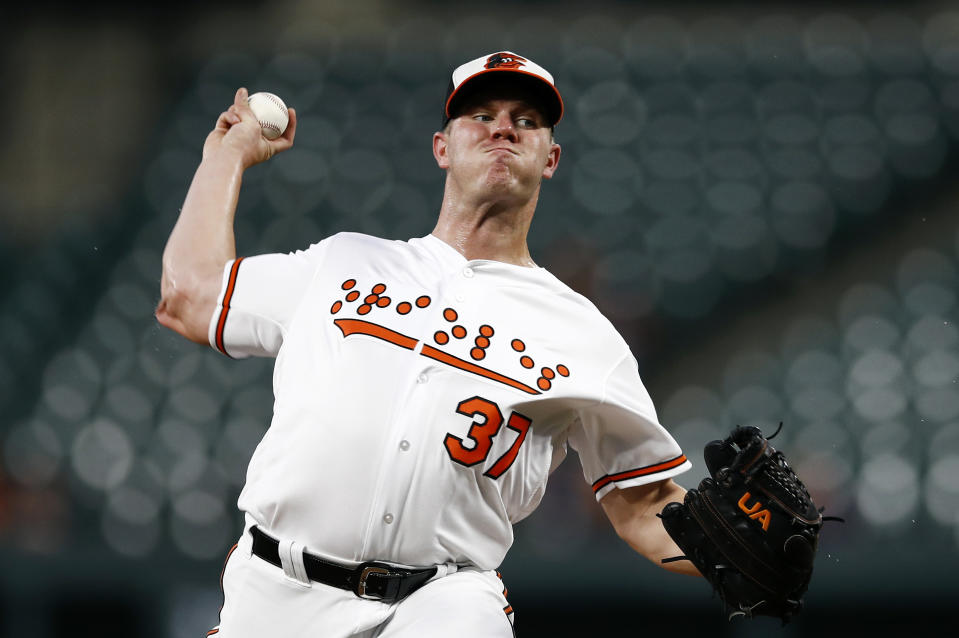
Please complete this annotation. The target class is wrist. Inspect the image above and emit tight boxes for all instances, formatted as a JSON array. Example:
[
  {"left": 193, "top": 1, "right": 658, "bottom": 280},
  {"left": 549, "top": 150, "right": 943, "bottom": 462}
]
[{"left": 203, "top": 144, "right": 251, "bottom": 170}]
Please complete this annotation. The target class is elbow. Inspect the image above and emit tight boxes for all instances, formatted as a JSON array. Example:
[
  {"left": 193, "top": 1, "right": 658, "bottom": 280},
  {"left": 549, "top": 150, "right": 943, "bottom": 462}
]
[
  {"left": 156, "top": 268, "right": 213, "bottom": 344},
  {"left": 155, "top": 292, "right": 188, "bottom": 338}
]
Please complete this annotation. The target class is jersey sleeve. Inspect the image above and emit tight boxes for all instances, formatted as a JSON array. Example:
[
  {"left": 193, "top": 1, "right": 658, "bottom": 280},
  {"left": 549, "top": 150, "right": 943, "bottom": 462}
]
[
  {"left": 207, "top": 239, "right": 331, "bottom": 359},
  {"left": 568, "top": 350, "right": 692, "bottom": 500}
]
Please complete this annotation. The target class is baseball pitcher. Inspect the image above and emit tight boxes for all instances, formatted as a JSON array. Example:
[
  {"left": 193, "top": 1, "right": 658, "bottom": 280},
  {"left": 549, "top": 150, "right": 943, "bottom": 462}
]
[{"left": 156, "top": 51, "right": 827, "bottom": 636}]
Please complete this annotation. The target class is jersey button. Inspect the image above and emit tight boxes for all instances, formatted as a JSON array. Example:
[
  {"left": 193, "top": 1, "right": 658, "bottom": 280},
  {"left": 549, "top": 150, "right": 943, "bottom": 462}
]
[
  {"left": 383, "top": 513, "right": 394, "bottom": 524},
  {"left": 462, "top": 267, "right": 474, "bottom": 278},
  {"left": 416, "top": 373, "right": 428, "bottom": 384},
  {"left": 399, "top": 440, "right": 411, "bottom": 451}
]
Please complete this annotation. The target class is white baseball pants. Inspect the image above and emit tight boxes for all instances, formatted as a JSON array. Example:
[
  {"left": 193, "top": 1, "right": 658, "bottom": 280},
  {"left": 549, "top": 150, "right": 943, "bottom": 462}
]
[{"left": 207, "top": 524, "right": 515, "bottom": 637}]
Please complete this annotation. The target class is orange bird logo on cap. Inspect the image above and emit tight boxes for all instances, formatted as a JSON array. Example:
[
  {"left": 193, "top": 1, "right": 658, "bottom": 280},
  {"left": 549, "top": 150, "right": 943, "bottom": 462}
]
[{"left": 485, "top": 53, "right": 526, "bottom": 70}]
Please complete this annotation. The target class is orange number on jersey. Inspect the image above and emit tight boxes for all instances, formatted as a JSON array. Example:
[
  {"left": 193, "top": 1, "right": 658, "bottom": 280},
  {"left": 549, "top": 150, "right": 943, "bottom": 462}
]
[
  {"left": 484, "top": 412, "right": 532, "bottom": 479},
  {"left": 444, "top": 397, "right": 503, "bottom": 467},
  {"left": 445, "top": 397, "right": 533, "bottom": 479}
]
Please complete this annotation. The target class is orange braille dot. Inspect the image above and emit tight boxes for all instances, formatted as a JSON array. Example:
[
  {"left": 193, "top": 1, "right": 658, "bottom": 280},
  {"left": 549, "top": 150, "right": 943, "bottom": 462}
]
[
  {"left": 358, "top": 304, "right": 372, "bottom": 315},
  {"left": 331, "top": 301, "right": 343, "bottom": 314},
  {"left": 397, "top": 302, "right": 412, "bottom": 315},
  {"left": 443, "top": 308, "right": 458, "bottom": 322},
  {"left": 435, "top": 331, "right": 449, "bottom": 345},
  {"left": 475, "top": 336, "right": 490, "bottom": 349},
  {"left": 416, "top": 296, "right": 431, "bottom": 308},
  {"left": 520, "top": 356, "right": 534, "bottom": 368},
  {"left": 480, "top": 325, "right": 494, "bottom": 337},
  {"left": 377, "top": 297, "right": 391, "bottom": 307},
  {"left": 511, "top": 339, "right": 525, "bottom": 352},
  {"left": 342, "top": 279, "right": 356, "bottom": 290},
  {"left": 372, "top": 283, "right": 386, "bottom": 295},
  {"left": 557, "top": 365, "right": 570, "bottom": 377},
  {"left": 542, "top": 367, "right": 555, "bottom": 379},
  {"left": 346, "top": 291, "right": 360, "bottom": 302},
  {"left": 365, "top": 294, "right": 379, "bottom": 304},
  {"left": 452, "top": 326, "right": 467, "bottom": 339},
  {"left": 537, "top": 378, "right": 552, "bottom": 391},
  {"left": 470, "top": 347, "right": 486, "bottom": 360}
]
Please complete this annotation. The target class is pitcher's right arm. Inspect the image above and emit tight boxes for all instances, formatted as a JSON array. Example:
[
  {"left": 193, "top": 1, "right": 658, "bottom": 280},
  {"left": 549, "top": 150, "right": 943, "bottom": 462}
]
[{"left": 156, "top": 87, "right": 297, "bottom": 343}]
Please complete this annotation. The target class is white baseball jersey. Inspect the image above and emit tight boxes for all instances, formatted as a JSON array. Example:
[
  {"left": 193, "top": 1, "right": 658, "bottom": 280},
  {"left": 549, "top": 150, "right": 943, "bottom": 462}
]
[{"left": 208, "top": 232, "right": 690, "bottom": 571}]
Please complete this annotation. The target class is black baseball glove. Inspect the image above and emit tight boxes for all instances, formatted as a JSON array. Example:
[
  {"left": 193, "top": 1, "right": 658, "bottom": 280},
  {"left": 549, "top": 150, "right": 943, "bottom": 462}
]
[{"left": 660, "top": 424, "right": 835, "bottom": 622}]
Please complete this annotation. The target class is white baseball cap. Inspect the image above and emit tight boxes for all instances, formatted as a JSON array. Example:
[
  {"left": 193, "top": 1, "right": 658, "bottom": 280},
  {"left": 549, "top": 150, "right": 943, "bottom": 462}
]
[{"left": 443, "top": 51, "right": 564, "bottom": 128}]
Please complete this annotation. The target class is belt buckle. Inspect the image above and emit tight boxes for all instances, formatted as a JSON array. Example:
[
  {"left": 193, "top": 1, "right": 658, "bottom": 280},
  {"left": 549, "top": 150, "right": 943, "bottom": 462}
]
[{"left": 356, "top": 564, "right": 391, "bottom": 600}]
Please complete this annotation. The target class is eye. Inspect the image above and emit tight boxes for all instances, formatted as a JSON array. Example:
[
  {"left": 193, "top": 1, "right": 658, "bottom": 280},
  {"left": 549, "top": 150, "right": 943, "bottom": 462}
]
[
  {"left": 517, "top": 117, "right": 537, "bottom": 129},
  {"left": 473, "top": 113, "right": 494, "bottom": 122}
]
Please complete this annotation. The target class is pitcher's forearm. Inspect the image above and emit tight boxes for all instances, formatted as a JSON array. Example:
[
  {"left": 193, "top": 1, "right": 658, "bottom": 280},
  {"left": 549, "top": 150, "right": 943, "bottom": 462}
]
[
  {"left": 166, "top": 149, "right": 246, "bottom": 277},
  {"left": 600, "top": 479, "right": 703, "bottom": 577},
  {"left": 158, "top": 149, "right": 246, "bottom": 341}
]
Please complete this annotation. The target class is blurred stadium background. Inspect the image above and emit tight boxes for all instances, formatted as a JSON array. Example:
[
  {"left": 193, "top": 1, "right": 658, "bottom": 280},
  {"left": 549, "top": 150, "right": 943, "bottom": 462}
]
[{"left": 2, "top": 0, "right": 958, "bottom": 635}]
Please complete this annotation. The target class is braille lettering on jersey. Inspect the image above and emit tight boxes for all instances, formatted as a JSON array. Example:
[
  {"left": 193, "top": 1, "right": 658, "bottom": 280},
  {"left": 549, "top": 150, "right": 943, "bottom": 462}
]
[
  {"left": 328, "top": 277, "right": 571, "bottom": 396},
  {"left": 207, "top": 232, "right": 690, "bottom": 570}
]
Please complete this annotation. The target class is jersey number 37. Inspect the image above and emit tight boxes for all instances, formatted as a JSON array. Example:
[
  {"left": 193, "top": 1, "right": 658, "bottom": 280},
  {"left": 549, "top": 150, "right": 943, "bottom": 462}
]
[{"left": 444, "top": 396, "right": 532, "bottom": 480}]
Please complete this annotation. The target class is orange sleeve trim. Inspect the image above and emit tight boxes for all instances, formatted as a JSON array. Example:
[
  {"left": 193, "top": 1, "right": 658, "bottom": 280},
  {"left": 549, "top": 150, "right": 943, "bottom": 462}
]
[
  {"left": 214, "top": 257, "right": 245, "bottom": 357},
  {"left": 420, "top": 345, "right": 540, "bottom": 395},
  {"left": 591, "top": 454, "right": 688, "bottom": 493},
  {"left": 333, "top": 318, "right": 419, "bottom": 350}
]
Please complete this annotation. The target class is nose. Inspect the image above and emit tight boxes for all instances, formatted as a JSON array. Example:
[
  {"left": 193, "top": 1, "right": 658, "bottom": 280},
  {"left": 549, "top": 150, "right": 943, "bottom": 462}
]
[{"left": 491, "top": 112, "right": 518, "bottom": 141}]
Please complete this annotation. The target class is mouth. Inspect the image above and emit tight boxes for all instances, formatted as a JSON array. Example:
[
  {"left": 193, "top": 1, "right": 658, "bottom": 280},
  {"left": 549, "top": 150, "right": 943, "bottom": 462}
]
[{"left": 485, "top": 147, "right": 518, "bottom": 156}]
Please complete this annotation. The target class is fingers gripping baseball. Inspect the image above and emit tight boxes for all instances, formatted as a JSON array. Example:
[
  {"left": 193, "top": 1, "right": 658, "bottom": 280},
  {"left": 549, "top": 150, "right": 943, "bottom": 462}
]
[{"left": 203, "top": 88, "right": 296, "bottom": 167}]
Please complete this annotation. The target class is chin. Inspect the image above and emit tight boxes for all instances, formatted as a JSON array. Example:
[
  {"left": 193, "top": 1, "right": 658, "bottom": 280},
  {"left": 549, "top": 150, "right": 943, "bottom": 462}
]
[{"left": 484, "top": 162, "right": 517, "bottom": 186}]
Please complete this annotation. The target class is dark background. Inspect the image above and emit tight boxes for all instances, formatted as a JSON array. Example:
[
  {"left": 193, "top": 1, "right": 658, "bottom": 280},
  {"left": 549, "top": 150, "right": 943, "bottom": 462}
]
[{"left": 1, "top": 0, "right": 958, "bottom": 636}]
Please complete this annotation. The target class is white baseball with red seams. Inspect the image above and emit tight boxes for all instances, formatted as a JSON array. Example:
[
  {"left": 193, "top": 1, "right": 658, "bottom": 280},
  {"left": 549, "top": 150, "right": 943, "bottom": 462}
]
[{"left": 247, "top": 91, "right": 289, "bottom": 140}]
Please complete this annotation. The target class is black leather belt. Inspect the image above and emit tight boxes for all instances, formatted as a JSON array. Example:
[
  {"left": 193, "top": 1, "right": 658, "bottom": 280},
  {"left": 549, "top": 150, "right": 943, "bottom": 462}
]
[{"left": 249, "top": 525, "right": 437, "bottom": 603}]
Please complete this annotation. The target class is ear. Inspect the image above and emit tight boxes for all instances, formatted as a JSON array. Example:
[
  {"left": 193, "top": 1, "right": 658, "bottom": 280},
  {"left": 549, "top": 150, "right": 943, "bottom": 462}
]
[
  {"left": 541, "top": 142, "right": 561, "bottom": 180},
  {"left": 433, "top": 130, "right": 450, "bottom": 170}
]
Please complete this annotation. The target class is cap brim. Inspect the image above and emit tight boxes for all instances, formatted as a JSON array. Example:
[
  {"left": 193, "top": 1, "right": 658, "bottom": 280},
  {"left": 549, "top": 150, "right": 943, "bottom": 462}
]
[{"left": 444, "top": 69, "right": 564, "bottom": 127}]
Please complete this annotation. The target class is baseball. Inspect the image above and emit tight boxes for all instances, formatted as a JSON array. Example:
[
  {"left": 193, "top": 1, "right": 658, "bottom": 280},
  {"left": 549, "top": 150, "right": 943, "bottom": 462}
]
[{"left": 247, "top": 91, "right": 289, "bottom": 140}]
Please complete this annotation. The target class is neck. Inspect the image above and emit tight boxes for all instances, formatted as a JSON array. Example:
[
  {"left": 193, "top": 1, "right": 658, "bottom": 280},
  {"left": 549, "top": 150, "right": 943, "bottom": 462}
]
[{"left": 431, "top": 187, "right": 539, "bottom": 267}]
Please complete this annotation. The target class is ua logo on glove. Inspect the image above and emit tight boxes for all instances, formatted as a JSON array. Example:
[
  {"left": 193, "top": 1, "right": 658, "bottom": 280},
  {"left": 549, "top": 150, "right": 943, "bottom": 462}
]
[{"left": 737, "top": 492, "right": 771, "bottom": 531}]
